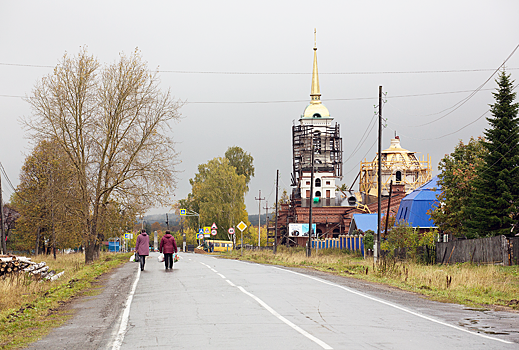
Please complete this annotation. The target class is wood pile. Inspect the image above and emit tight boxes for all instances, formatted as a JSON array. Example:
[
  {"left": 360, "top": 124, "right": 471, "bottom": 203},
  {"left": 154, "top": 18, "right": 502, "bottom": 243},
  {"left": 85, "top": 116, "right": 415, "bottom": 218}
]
[{"left": 0, "top": 255, "right": 64, "bottom": 281}]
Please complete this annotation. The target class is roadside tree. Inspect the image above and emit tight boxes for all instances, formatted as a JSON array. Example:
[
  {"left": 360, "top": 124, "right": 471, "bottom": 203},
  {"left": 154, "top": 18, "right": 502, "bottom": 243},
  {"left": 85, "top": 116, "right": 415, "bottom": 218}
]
[
  {"left": 224, "top": 146, "right": 255, "bottom": 188},
  {"left": 188, "top": 157, "right": 248, "bottom": 240},
  {"left": 430, "top": 137, "right": 486, "bottom": 238},
  {"left": 26, "top": 48, "right": 182, "bottom": 263},
  {"left": 10, "top": 139, "right": 83, "bottom": 255},
  {"left": 466, "top": 71, "right": 519, "bottom": 237}
]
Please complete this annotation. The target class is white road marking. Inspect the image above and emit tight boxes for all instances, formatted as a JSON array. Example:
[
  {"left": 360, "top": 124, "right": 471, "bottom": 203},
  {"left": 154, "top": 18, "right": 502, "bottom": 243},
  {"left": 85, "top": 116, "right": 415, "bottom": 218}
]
[
  {"left": 274, "top": 267, "right": 513, "bottom": 345},
  {"left": 226, "top": 279, "right": 236, "bottom": 286},
  {"left": 237, "top": 286, "right": 333, "bottom": 349},
  {"left": 111, "top": 266, "right": 141, "bottom": 350},
  {"left": 200, "top": 259, "right": 332, "bottom": 349}
]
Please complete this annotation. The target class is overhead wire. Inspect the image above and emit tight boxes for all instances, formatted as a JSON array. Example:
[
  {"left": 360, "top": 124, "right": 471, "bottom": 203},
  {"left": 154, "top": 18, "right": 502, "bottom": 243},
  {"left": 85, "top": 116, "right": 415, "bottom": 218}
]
[
  {"left": 0, "top": 162, "right": 17, "bottom": 194},
  {"left": 403, "top": 44, "right": 519, "bottom": 128},
  {"left": 386, "top": 82, "right": 519, "bottom": 140},
  {"left": 1, "top": 61, "right": 518, "bottom": 74}
]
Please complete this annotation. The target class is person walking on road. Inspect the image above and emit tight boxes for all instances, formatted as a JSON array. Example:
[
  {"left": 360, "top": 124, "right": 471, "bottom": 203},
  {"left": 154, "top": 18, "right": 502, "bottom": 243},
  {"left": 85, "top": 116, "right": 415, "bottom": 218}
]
[
  {"left": 159, "top": 230, "right": 178, "bottom": 270},
  {"left": 135, "top": 230, "right": 150, "bottom": 271}
]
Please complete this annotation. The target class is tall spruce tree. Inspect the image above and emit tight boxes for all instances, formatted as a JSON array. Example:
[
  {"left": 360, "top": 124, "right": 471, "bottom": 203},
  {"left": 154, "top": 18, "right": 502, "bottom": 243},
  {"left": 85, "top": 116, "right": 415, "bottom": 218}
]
[{"left": 466, "top": 70, "right": 519, "bottom": 237}]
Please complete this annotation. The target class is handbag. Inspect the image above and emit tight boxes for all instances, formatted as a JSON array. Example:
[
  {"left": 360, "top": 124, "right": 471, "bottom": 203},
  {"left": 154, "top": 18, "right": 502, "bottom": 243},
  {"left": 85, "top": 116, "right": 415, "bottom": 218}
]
[
  {"left": 157, "top": 253, "right": 165, "bottom": 262},
  {"left": 134, "top": 252, "right": 140, "bottom": 262}
]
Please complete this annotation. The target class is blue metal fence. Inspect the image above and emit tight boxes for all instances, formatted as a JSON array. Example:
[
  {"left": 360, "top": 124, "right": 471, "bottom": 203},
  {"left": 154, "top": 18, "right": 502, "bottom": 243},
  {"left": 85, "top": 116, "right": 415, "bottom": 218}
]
[{"left": 311, "top": 235, "right": 364, "bottom": 257}]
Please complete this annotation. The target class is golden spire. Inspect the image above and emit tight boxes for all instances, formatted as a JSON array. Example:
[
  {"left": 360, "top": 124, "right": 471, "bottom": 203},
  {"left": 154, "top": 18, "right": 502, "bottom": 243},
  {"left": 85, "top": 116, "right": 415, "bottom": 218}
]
[{"left": 310, "top": 28, "right": 321, "bottom": 104}]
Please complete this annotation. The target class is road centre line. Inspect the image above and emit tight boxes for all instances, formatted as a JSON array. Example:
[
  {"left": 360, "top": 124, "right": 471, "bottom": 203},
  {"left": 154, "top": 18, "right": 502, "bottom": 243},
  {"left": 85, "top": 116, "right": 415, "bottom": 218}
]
[
  {"left": 273, "top": 267, "right": 513, "bottom": 345},
  {"left": 237, "top": 286, "right": 333, "bottom": 349},
  {"left": 201, "top": 260, "right": 332, "bottom": 349},
  {"left": 111, "top": 266, "right": 141, "bottom": 350},
  {"left": 217, "top": 273, "right": 226, "bottom": 279},
  {"left": 226, "top": 279, "right": 236, "bottom": 287}
]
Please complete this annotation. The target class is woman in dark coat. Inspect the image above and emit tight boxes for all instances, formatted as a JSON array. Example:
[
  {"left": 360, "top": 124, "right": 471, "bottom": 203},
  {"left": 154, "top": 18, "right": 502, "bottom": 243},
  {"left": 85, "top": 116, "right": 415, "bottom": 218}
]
[
  {"left": 135, "top": 230, "right": 150, "bottom": 271},
  {"left": 159, "top": 230, "right": 178, "bottom": 270}
]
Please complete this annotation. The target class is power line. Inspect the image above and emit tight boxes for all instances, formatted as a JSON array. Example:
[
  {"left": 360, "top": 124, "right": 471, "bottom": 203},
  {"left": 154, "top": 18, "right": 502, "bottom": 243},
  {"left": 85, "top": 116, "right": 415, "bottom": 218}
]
[
  {"left": 0, "top": 163, "right": 16, "bottom": 194},
  {"left": 3, "top": 88, "right": 503, "bottom": 103},
  {"left": 343, "top": 138, "right": 378, "bottom": 176},
  {"left": 404, "top": 44, "right": 519, "bottom": 128},
  {"left": 386, "top": 82, "right": 519, "bottom": 140},
  {"left": 1, "top": 61, "right": 518, "bottom": 75}
]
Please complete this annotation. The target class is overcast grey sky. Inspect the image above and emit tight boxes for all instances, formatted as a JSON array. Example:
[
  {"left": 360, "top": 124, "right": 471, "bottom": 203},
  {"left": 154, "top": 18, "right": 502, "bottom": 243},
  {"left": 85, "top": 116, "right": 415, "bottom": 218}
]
[{"left": 1, "top": 1, "right": 519, "bottom": 217}]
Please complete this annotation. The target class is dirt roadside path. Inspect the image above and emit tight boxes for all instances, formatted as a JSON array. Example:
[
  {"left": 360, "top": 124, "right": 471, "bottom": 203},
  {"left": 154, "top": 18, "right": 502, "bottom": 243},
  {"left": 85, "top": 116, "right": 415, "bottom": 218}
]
[{"left": 24, "top": 261, "right": 138, "bottom": 350}]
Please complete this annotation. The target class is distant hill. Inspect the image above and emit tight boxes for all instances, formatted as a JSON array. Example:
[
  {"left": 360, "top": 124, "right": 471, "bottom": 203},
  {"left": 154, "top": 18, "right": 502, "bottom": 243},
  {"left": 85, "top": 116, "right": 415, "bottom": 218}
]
[
  {"left": 143, "top": 213, "right": 180, "bottom": 225},
  {"left": 142, "top": 213, "right": 272, "bottom": 228},
  {"left": 248, "top": 214, "right": 271, "bottom": 227}
]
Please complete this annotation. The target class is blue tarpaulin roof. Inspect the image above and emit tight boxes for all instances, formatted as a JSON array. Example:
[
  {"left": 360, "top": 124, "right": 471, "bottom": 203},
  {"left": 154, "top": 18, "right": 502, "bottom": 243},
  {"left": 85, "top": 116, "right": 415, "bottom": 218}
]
[
  {"left": 349, "top": 213, "right": 378, "bottom": 233},
  {"left": 395, "top": 176, "right": 441, "bottom": 227}
]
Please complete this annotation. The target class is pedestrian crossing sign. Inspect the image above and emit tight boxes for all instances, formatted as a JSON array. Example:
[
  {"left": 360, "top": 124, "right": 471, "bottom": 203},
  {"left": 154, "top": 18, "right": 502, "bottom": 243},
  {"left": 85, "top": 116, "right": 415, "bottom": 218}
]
[{"left": 180, "top": 209, "right": 186, "bottom": 215}]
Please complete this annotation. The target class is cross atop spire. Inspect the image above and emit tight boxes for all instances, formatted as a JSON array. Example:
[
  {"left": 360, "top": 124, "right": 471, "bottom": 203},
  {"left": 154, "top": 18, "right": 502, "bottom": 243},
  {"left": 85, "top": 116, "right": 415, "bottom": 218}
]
[{"left": 311, "top": 28, "right": 321, "bottom": 104}]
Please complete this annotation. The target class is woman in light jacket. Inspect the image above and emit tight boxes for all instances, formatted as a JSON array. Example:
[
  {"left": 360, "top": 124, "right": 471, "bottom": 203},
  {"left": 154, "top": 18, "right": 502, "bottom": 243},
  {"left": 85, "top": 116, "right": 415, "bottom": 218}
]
[
  {"left": 135, "top": 230, "right": 150, "bottom": 271},
  {"left": 159, "top": 230, "right": 178, "bottom": 270}
]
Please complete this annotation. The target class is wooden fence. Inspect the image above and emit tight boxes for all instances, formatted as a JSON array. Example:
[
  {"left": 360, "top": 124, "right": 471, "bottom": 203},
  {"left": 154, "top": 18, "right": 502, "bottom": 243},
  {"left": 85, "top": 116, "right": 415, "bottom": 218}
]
[{"left": 436, "top": 235, "right": 519, "bottom": 265}]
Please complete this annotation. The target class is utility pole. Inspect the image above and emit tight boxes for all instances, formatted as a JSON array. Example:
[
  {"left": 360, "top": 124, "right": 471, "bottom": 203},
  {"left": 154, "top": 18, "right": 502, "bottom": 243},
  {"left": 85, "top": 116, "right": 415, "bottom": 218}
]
[
  {"left": 375, "top": 85, "right": 383, "bottom": 263},
  {"left": 255, "top": 190, "right": 265, "bottom": 247},
  {"left": 384, "top": 180, "right": 393, "bottom": 240},
  {"left": 307, "top": 143, "right": 315, "bottom": 258},
  {"left": 166, "top": 213, "right": 170, "bottom": 230},
  {"left": 0, "top": 173, "right": 6, "bottom": 254},
  {"left": 274, "top": 170, "right": 279, "bottom": 254},
  {"left": 263, "top": 201, "right": 269, "bottom": 247}
]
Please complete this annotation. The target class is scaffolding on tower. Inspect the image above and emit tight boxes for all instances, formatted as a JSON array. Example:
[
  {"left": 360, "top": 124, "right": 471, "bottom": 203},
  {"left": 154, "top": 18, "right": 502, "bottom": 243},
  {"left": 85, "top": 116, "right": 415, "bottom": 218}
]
[{"left": 291, "top": 123, "right": 342, "bottom": 187}]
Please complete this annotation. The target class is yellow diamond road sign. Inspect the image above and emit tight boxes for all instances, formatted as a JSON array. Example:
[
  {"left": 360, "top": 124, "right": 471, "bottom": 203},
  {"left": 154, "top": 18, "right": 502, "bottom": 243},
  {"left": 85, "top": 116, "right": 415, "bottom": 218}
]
[{"left": 237, "top": 221, "right": 247, "bottom": 232}]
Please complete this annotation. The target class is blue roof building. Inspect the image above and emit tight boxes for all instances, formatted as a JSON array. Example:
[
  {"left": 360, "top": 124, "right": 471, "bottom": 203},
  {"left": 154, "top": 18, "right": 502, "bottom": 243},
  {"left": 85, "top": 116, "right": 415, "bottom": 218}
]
[
  {"left": 395, "top": 176, "right": 441, "bottom": 228},
  {"left": 349, "top": 213, "right": 378, "bottom": 234}
]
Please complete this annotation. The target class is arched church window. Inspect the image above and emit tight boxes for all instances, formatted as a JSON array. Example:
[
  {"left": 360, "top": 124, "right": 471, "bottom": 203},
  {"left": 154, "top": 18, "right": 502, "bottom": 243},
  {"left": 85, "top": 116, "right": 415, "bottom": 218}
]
[
  {"left": 315, "top": 178, "right": 321, "bottom": 187},
  {"left": 315, "top": 191, "right": 321, "bottom": 197},
  {"left": 396, "top": 171, "right": 402, "bottom": 183}
]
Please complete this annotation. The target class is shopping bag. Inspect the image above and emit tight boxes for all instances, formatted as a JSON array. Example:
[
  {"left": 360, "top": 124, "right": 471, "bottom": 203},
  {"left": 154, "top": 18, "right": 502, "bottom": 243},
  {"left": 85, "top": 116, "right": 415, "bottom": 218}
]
[
  {"left": 173, "top": 253, "right": 179, "bottom": 263},
  {"left": 134, "top": 252, "right": 140, "bottom": 263},
  {"left": 157, "top": 253, "right": 164, "bottom": 262},
  {"left": 129, "top": 254, "right": 135, "bottom": 262}
]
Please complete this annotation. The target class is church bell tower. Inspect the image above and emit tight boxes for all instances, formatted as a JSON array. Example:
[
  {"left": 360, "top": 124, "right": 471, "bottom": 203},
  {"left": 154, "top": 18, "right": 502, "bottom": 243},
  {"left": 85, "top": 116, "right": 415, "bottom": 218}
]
[{"left": 292, "top": 31, "right": 343, "bottom": 207}]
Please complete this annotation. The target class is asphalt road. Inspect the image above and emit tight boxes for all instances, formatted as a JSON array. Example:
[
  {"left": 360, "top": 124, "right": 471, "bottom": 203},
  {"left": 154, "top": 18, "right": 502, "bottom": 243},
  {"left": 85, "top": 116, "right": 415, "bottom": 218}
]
[{"left": 26, "top": 252, "right": 519, "bottom": 349}]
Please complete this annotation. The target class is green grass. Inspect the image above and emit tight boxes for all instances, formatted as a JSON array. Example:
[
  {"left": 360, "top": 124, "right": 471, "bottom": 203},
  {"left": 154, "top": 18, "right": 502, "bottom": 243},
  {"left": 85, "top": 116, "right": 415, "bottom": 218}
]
[
  {"left": 223, "top": 247, "right": 519, "bottom": 310},
  {"left": 0, "top": 252, "right": 131, "bottom": 350}
]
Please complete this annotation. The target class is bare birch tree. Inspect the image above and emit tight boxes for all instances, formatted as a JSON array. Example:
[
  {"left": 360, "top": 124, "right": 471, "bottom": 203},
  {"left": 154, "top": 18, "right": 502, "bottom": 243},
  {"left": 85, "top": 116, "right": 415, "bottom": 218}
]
[{"left": 26, "top": 48, "right": 182, "bottom": 263}]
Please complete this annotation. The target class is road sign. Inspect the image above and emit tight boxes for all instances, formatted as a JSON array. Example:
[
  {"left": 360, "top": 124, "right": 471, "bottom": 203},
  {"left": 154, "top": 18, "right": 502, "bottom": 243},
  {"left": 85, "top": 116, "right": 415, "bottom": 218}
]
[
  {"left": 197, "top": 233, "right": 204, "bottom": 239},
  {"left": 211, "top": 222, "right": 218, "bottom": 230},
  {"left": 204, "top": 227, "right": 211, "bottom": 234},
  {"left": 180, "top": 209, "right": 186, "bottom": 215},
  {"left": 211, "top": 229, "right": 217, "bottom": 236},
  {"left": 124, "top": 233, "right": 133, "bottom": 239},
  {"left": 237, "top": 221, "right": 247, "bottom": 232},
  {"left": 228, "top": 227, "right": 235, "bottom": 235},
  {"left": 199, "top": 228, "right": 204, "bottom": 234}
]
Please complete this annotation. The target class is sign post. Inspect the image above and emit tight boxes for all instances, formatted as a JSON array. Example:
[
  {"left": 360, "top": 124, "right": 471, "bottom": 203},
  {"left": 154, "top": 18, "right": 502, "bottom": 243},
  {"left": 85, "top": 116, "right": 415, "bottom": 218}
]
[
  {"left": 180, "top": 208, "right": 200, "bottom": 252},
  {"left": 237, "top": 221, "right": 247, "bottom": 256}
]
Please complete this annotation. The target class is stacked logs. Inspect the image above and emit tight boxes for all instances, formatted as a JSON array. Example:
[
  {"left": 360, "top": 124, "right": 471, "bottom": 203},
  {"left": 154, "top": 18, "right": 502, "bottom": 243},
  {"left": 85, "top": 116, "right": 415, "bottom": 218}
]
[{"left": 0, "top": 255, "right": 64, "bottom": 281}]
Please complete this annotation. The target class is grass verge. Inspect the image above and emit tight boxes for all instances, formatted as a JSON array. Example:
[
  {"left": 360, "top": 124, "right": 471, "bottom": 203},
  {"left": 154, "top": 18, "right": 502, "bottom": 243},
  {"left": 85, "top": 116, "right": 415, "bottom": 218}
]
[
  {"left": 0, "top": 252, "right": 131, "bottom": 350},
  {"left": 222, "top": 247, "right": 519, "bottom": 311}
]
